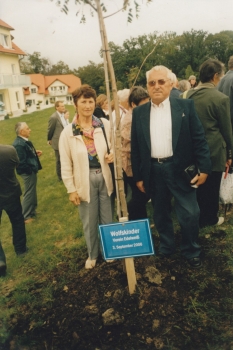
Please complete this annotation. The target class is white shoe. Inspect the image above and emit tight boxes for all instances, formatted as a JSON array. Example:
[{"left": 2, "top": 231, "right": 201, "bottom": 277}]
[
  {"left": 216, "top": 217, "right": 224, "bottom": 226},
  {"left": 106, "top": 259, "right": 115, "bottom": 263},
  {"left": 85, "top": 258, "right": 96, "bottom": 269}
]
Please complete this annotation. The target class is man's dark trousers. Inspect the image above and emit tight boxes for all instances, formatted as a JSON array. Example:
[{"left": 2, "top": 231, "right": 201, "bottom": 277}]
[
  {"left": 150, "top": 159, "right": 200, "bottom": 259},
  {"left": 0, "top": 196, "right": 27, "bottom": 260},
  {"left": 21, "top": 172, "right": 37, "bottom": 220}
]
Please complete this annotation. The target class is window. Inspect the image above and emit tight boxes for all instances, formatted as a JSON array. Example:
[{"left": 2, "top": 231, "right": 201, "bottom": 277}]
[
  {"left": 11, "top": 64, "right": 16, "bottom": 74},
  {"left": 50, "top": 97, "right": 55, "bottom": 104},
  {"left": 15, "top": 91, "right": 20, "bottom": 109},
  {"left": 1, "top": 34, "right": 10, "bottom": 48},
  {"left": 66, "top": 96, "right": 72, "bottom": 101},
  {"left": 31, "top": 88, "right": 36, "bottom": 93}
]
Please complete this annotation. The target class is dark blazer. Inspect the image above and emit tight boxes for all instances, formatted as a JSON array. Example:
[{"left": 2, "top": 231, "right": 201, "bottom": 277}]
[
  {"left": 0, "top": 145, "right": 22, "bottom": 204},
  {"left": 47, "top": 112, "right": 64, "bottom": 150},
  {"left": 217, "top": 70, "right": 233, "bottom": 126},
  {"left": 170, "top": 87, "right": 182, "bottom": 98},
  {"left": 13, "top": 137, "right": 42, "bottom": 175},
  {"left": 131, "top": 97, "right": 211, "bottom": 194},
  {"left": 186, "top": 84, "right": 233, "bottom": 172}
]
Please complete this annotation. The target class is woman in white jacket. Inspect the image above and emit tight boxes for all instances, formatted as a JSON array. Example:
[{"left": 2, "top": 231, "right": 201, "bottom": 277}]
[{"left": 59, "top": 85, "right": 114, "bottom": 269}]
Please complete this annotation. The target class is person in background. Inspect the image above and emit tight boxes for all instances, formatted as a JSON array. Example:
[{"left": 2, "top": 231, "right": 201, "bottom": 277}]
[
  {"left": 47, "top": 101, "right": 67, "bottom": 181},
  {"left": 178, "top": 80, "right": 191, "bottom": 93},
  {"left": 217, "top": 55, "right": 233, "bottom": 127},
  {"left": 13, "top": 122, "right": 42, "bottom": 224},
  {"left": 131, "top": 65, "right": 211, "bottom": 268},
  {"left": 121, "top": 86, "right": 150, "bottom": 220},
  {"left": 183, "top": 59, "right": 233, "bottom": 228},
  {"left": 94, "top": 94, "right": 109, "bottom": 120},
  {"left": 188, "top": 75, "right": 197, "bottom": 88},
  {"left": 170, "top": 72, "right": 182, "bottom": 98},
  {"left": 64, "top": 109, "right": 70, "bottom": 123},
  {"left": 112, "top": 89, "right": 130, "bottom": 129},
  {"left": 0, "top": 144, "right": 28, "bottom": 276},
  {"left": 59, "top": 85, "right": 114, "bottom": 269}
]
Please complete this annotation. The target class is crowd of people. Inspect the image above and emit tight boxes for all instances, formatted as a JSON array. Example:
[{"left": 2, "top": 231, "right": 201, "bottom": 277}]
[{"left": 1, "top": 56, "right": 233, "bottom": 276}]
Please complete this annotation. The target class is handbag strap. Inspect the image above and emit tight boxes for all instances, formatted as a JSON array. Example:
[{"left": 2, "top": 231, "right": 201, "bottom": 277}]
[{"left": 102, "top": 126, "right": 110, "bottom": 154}]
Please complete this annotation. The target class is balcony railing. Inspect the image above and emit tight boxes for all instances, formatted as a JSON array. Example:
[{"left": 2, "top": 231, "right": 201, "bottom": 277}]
[
  {"left": 49, "top": 90, "right": 68, "bottom": 96},
  {"left": 0, "top": 74, "right": 31, "bottom": 88}
]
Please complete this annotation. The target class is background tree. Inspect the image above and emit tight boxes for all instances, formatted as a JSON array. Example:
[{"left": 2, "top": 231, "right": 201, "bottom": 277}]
[
  {"left": 74, "top": 61, "right": 105, "bottom": 94},
  {"left": 49, "top": 60, "right": 72, "bottom": 75}
]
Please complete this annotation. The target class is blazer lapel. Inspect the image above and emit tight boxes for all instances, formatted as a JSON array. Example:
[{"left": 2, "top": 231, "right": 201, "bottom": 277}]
[
  {"left": 56, "top": 112, "right": 64, "bottom": 128},
  {"left": 170, "top": 97, "right": 183, "bottom": 152},
  {"left": 140, "top": 102, "right": 151, "bottom": 152}
]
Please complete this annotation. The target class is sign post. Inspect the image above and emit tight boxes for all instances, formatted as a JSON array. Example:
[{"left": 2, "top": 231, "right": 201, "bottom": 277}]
[{"left": 99, "top": 218, "right": 154, "bottom": 294}]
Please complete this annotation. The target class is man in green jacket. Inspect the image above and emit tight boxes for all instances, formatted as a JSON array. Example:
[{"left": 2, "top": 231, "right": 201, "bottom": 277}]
[{"left": 182, "top": 59, "right": 233, "bottom": 228}]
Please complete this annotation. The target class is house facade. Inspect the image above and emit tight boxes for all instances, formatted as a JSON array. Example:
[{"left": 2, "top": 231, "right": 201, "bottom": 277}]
[
  {"left": 0, "top": 19, "right": 30, "bottom": 117},
  {"left": 24, "top": 74, "right": 81, "bottom": 109}
]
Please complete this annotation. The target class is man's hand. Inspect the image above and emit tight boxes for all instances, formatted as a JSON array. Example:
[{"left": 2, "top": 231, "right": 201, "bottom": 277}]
[
  {"left": 69, "top": 192, "right": 80, "bottom": 206},
  {"left": 226, "top": 159, "right": 232, "bottom": 167},
  {"left": 36, "top": 150, "right": 42, "bottom": 157},
  {"left": 105, "top": 153, "right": 114, "bottom": 163},
  {"left": 47, "top": 141, "right": 52, "bottom": 145},
  {"left": 191, "top": 173, "right": 208, "bottom": 186},
  {"left": 136, "top": 181, "right": 146, "bottom": 193}
]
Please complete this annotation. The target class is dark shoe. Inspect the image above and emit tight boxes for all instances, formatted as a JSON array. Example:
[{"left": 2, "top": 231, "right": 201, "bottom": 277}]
[
  {"left": 16, "top": 247, "right": 29, "bottom": 257},
  {"left": 187, "top": 257, "right": 202, "bottom": 268},
  {"left": 157, "top": 252, "right": 172, "bottom": 259},
  {"left": 0, "top": 261, "right": 7, "bottom": 277}
]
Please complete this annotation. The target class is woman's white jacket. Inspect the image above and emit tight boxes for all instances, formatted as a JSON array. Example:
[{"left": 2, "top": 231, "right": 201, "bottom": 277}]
[{"left": 59, "top": 118, "right": 113, "bottom": 203}]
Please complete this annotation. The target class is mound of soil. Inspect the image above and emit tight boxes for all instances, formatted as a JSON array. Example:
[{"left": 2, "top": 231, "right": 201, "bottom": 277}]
[{"left": 4, "top": 229, "right": 233, "bottom": 350}]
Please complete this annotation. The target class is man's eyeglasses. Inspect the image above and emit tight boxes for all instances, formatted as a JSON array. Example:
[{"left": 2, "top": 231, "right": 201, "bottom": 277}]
[{"left": 147, "top": 79, "right": 170, "bottom": 87}]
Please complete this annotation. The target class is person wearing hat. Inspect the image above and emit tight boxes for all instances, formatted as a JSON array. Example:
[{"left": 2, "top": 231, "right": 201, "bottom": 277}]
[{"left": 188, "top": 75, "right": 197, "bottom": 88}]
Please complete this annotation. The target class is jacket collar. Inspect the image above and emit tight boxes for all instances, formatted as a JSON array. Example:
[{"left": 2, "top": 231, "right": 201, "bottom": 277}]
[
  {"left": 72, "top": 115, "right": 104, "bottom": 136},
  {"left": 141, "top": 98, "right": 184, "bottom": 153}
]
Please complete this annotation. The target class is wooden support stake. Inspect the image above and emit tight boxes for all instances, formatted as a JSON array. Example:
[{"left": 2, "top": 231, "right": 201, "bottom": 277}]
[{"left": 119, "top": 217, "right": 137, "bottom": 294}]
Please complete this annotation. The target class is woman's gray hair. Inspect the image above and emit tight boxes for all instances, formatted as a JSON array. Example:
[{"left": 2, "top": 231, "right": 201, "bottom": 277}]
[
  {"left": 15, "top": 122, "right": 27, "bottom": 135},
  {"left": 117, "top": 89, "right": 130, "bottom": 103},
  {"left": 178, "top": 80, "right": 191, "bottom": 92},
  {"left": 146, "top": 65, "right": 173, "bottom": 82}
]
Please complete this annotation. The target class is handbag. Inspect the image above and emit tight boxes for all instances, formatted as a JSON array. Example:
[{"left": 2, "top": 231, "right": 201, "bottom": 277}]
[
  {"left": 101, "top": 126, "right": 116, "bottom": 194},
  {"left": 219, "top": 171, "right": 233, "bottom": 204}
]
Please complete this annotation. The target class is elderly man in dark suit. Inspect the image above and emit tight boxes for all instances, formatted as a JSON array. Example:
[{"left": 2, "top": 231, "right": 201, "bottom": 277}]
[
  {"left": 13, "top": 123, "right": 42, "bottom": 224},
  {"left": 47, "top": 101, "right": 67, "bottom": 181},
  {"left": 0, "top": 145, "right": 27, "bottom": 276},
  {"left": 131, "top": 65, "right": 211, "bottom": 268}
]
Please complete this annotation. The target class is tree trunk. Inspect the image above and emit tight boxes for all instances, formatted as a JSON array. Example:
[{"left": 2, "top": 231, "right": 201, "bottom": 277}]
[{"left": 95, "top": 0, "right": 128, "bottom": 219}]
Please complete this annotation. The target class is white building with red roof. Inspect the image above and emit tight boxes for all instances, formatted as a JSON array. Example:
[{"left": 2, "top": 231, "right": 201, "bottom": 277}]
[
  {"left": 0, "top": 19, "right": 30, "bottom": 117},
  {"left": 24, "top": 74, "right": 81, "bottom": 109}
]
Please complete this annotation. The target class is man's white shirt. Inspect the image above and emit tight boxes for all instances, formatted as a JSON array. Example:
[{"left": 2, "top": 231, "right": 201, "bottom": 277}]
[
  {"left": 150, "top": 97, "right": 173, "bottom": 158},
  {"left": 58, "top": 112, "right": 68, "bottom": 127}
]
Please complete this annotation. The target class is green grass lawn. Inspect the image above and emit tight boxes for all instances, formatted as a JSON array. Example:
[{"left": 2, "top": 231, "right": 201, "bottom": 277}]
[{"left": 0, "top": 107, "right": 87, "bottom": 341}]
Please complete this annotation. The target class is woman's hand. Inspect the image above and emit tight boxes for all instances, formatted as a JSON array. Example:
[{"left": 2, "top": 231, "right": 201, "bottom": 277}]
[
  {"left": 105, "top": 153, "right": 114, "bottom": 163},
  {"left": 69, "top": 192, "right": 80, "bottom": 206}
]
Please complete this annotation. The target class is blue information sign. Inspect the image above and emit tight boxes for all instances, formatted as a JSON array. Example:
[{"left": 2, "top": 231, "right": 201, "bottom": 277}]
[{"left": 99, "top": 219, "right": 155, "bottom": 260}]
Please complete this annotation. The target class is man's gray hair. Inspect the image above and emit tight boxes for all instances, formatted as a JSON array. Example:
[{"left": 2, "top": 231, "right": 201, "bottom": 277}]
[
  {"left": 170, "top": 72, "right": 177, "bottom": 84},
  {"left": 228, "top": 56, "right": 233, "bottom": 69},
  {"left": 15, "top": 122, "right": 27, "bottom": 135},
  {"left": 146, "top": 65, "right": 173, "bottom": 82},
  {"left": 117, "top": 89, "right": 130, "bottom": 103}
]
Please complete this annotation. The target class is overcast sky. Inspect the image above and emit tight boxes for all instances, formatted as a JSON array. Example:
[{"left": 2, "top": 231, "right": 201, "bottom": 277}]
[{"left": 1, "top": 0, "right": 232, "bottom": 69}]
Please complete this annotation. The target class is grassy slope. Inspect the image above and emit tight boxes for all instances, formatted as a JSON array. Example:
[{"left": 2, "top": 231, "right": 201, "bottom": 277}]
[{"left": 0, "top": 107, "right": 87, "bottom": 342}]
